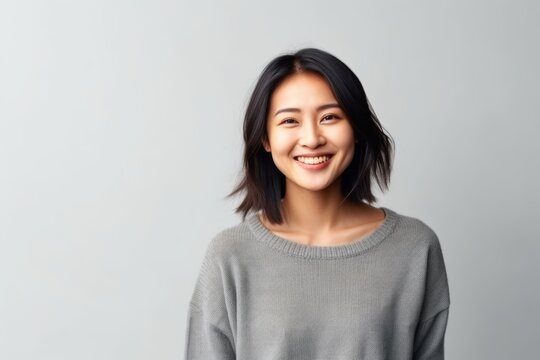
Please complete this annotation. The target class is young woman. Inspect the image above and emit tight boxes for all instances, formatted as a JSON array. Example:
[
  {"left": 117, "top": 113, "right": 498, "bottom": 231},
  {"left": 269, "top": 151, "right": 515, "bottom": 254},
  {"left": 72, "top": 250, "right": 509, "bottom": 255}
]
[{"left": 184, "top": 48, "right": 450, "bottom": 360}]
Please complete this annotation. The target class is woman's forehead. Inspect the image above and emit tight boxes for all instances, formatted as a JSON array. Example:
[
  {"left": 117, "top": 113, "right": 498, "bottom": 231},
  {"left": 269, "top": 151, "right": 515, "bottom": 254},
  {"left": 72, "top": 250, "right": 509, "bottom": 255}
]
[{"left": 269, "top": 73, "right": 337, "bottom": 109}]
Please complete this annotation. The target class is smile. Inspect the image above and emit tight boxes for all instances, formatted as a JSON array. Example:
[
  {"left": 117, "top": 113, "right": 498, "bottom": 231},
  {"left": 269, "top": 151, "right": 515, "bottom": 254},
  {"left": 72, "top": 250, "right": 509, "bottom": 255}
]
[
  {"left": 294, "top": 155, "right": 333, "bottom": 165},
  {"left": 293, "top": 155, "right": 334, "bottom": 171}
]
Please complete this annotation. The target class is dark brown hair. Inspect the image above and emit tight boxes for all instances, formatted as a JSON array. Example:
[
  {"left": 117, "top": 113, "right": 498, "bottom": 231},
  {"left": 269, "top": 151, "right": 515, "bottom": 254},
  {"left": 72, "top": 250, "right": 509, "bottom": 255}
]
[{"left": 225, "top": 48, "right": 394, "bottom": 224}]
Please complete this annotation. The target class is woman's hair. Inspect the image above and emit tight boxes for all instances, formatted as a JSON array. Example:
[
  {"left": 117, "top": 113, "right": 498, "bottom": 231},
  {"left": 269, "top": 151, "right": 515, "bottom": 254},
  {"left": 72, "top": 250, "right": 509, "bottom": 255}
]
[{"left": 226, "top": 47, "right": 394, "bottom": 224}]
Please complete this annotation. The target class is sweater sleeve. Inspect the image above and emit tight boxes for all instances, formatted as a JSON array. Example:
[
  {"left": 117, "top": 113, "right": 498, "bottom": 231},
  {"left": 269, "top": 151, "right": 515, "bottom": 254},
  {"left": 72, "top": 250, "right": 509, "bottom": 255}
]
[
  {"left": 412, "top": 307, "right": 449, "bottom": 360},
  {"left": 184, "top": 236, "right": 236, "bottom": 360},
  {"left": 184, "top": 305, "right": 236, "bottom": 360},
  {"left": 412, "top": 230, "right": 451, "bottom": 360}
]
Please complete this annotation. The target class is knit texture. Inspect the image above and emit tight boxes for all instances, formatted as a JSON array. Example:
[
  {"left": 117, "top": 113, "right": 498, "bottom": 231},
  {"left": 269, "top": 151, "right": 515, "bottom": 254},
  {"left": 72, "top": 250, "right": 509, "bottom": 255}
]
[{"left": 184, "top": 207, "right": 450, "bottom": 360}]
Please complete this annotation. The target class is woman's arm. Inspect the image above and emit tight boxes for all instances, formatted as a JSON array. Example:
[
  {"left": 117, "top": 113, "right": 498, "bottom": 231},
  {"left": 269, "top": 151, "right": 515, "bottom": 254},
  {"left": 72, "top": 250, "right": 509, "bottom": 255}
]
[
  {"left": 413, "top": 229, "right": 451, "bottom": 360},
  {"left": 413, "top": 307, "right": 449, "bottom": 360},
  {"left": 184, "top": 304, "right": 236, "bottom": 360},
  {"left": 184, "top": 234, "right": 236, "bottom": 360}
]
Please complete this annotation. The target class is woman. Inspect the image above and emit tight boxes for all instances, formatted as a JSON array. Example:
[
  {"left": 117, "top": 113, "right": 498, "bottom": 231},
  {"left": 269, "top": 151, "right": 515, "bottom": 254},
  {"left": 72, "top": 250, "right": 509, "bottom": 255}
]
[{"left": 184, "top": 48, "right": 450, "bottom": 360}]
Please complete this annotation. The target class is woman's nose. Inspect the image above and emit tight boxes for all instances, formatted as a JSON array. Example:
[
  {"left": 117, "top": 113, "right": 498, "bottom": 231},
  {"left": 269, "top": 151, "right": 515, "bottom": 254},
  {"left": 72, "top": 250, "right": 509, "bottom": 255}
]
[{"left": 298, "top": 122, "right": 325, "bottom": 147}]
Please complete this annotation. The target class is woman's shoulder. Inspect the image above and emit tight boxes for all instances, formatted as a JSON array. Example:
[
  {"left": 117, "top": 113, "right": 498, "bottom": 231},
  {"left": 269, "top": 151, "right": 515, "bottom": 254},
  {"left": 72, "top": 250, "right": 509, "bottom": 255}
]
[
  {"left": 386, "top": 207, "right": 442, "bottom": 249},
  {"left": 201, "top": 215, "right": 257, "bottom": 262},
  {"left": 386, "top": 208, "right": 448, "bottom": 293}
]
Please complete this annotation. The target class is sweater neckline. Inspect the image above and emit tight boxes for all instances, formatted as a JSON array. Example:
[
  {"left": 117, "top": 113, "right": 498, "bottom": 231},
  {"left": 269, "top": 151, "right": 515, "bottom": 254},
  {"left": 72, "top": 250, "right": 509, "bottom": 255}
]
[{"left": 245, "top": 206, "right": 398, "bottom": 260}]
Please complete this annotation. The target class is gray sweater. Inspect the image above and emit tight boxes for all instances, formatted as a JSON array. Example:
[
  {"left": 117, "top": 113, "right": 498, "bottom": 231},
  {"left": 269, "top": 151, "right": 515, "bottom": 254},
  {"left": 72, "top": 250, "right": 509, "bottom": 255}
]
[{"left": 184, "top": 207, "right": 450, "bottom": 360}]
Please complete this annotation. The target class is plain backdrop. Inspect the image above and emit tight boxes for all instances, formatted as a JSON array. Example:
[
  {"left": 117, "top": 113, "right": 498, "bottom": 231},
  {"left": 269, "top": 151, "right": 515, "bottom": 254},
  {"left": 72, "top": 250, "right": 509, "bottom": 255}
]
[{"left": 1, "top": 0, "right": 538, "bottom": 359}]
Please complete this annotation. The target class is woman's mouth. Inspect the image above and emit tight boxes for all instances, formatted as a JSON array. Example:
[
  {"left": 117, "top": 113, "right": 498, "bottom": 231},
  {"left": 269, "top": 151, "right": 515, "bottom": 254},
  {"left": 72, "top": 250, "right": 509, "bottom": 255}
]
[{"left": 293, "top": 155, "right": 333, "bottom": 170}]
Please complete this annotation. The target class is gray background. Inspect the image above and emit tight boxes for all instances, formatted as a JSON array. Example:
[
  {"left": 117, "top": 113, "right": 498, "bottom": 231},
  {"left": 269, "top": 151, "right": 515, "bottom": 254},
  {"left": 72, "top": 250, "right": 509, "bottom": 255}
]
[{"left": 1, "top": 0, "right": 538, "bottom": 359}]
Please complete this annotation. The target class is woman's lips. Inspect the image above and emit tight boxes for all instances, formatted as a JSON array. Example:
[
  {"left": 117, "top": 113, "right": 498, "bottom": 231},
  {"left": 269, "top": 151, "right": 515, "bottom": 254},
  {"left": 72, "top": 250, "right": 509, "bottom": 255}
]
[{"left": 294, "top": 155, "right": 333, "bottom": 171}]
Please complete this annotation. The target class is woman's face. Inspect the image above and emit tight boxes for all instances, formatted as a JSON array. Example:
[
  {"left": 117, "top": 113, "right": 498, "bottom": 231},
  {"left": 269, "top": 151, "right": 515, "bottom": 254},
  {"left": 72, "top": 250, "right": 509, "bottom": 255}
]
[{"left": 263, "top": 71, "right": 356, "bottom": 193}]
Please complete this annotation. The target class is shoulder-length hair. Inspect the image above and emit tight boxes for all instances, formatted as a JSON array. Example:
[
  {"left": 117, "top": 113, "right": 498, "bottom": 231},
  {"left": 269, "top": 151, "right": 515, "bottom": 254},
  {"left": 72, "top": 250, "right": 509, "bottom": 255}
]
[{"left": 226, "top": 47, "right": 394, "bottom": 224}]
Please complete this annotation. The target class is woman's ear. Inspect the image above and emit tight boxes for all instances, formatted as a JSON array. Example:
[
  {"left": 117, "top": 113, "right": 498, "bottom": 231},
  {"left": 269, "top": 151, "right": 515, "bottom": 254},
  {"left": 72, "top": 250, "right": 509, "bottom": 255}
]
[{"left": 262, "top": 137, "right": 271, "bottom": 152}]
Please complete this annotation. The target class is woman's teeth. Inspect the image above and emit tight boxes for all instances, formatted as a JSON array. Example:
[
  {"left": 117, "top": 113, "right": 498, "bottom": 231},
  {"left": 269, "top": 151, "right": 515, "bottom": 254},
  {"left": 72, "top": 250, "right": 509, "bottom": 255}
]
[{"left": 296, "top": 155, "right": 331, "bottom": 164}]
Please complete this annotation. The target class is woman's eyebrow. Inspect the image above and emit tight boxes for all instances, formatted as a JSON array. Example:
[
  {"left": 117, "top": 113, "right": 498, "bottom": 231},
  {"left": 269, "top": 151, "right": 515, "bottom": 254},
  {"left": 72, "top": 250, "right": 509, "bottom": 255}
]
[{"left": 273, "top": 103, "right": 340, "bottom": 117}]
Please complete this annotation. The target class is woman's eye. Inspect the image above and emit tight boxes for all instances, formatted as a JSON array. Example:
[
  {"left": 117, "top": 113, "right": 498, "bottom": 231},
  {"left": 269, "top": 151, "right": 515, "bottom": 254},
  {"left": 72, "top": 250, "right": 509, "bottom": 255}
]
[
  {"left": 281, "top": 118, "right": 297, "bottom": 124},
  {"left": 322, "top": 114, "right": 338, "bottom": 121},
  {"left": 280, "top": 115, "right": 338, "bottom": 125}
]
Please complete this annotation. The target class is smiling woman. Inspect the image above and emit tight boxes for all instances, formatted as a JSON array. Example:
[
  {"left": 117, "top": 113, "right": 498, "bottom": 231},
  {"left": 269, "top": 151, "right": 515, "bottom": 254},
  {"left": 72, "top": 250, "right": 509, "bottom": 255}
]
[
  {"left": 262, "top": 72, "right": 357, "bottom": 213},
  {"left": 184, "top": 48, "right": 450, "bottom": 360}
]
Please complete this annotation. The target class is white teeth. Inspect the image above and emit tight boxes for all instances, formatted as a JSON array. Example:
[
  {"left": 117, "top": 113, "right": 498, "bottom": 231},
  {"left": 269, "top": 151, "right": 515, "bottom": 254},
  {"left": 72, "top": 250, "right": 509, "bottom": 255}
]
[{"left": 296, "top": 155, "right": 331, "bottom": 164}]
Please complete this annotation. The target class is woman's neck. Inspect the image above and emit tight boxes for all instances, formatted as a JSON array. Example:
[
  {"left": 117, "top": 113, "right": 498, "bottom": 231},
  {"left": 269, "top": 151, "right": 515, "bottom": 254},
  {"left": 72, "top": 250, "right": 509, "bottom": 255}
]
[{"left": 274, "top": 183, "right": 378, "bottom": 235}]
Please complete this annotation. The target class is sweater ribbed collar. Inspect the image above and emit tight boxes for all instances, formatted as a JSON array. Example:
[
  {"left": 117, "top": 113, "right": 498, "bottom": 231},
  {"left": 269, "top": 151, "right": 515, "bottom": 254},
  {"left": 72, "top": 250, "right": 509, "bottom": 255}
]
[{"left": 245, "top": 206, "right": 398, "bottom": 260}]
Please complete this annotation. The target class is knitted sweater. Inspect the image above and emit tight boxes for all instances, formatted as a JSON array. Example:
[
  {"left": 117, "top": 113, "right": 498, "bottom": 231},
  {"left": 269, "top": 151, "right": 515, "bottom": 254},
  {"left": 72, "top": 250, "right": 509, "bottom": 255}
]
[{"left": 184, "top": 207, "right": 450, "bottom": 360}]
